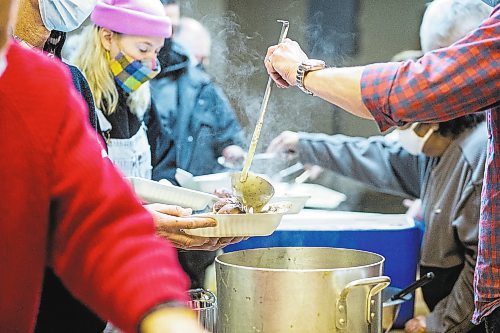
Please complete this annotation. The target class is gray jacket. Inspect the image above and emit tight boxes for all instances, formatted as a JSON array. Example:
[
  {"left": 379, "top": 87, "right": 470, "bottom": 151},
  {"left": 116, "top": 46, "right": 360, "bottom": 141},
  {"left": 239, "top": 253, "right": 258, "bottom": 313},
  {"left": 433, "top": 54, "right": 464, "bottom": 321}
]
[{"left": 298, "top": 122, "right": 487, "bottom": 332}]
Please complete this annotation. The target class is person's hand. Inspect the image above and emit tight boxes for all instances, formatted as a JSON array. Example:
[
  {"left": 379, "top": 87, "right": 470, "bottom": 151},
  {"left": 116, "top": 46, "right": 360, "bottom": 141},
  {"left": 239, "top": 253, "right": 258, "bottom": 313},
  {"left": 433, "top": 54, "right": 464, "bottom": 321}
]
[
  {"left": 146, "top": 203, "right": 246, "bottom": 251},
  {"left": 222, "top": 145, "right": 245, "bottom": 167},
  {"left": 266, "top": 130, "right": 300, "bottom": 160},
  {"left": 404, "top": 315, "right": 427, "bottom": 333},
  {"left": 303, "top": 164, "right": 324, "bottom": 181},
  {"left": 403, "top": 198, "right": 422, "bottom": 219},
  {"left": 140, "top": 307, "right": 208, "bottom": 333},
  {"left": 264, "top": 38, "right": 308, "bottom": 88}
]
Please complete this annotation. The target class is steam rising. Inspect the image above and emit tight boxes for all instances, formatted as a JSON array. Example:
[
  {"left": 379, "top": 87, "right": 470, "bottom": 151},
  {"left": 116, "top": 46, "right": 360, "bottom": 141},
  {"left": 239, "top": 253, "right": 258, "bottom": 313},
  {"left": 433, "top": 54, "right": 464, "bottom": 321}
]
[
  {"left": 181, "top": 3, "right": 356, "bottom": 151},
  {"left": 176, "top": 2, "right": 413, "bottom": 213}
]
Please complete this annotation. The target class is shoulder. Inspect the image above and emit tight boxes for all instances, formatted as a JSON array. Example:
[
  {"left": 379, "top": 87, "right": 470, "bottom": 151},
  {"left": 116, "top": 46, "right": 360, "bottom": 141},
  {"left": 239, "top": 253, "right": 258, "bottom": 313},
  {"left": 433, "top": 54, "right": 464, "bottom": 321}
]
[
  {"left": 1, "top": 43, "right": 88, "bottom": 156},
  {"left": 185, "top": 65, "right": 211, "bottom": 87},
  {"left": 4, "top": 43, "right": 77, "bottom": 116},
  {"left": 3, "top": 43, "right": 87, "bottom": 124},
  {"left": 66, "top": 64, "right": 85, "bottom": 85},
  {"left": 64, "top": 62, "right": 95, "bottom": 104},
  {"left": 459, "top": 122, "right": 488, "bottom": 160},
  {"left": 456, "top": 122, "right": 488, "bottom": 180},
  {"left": 7, "top": 43, "right": 72, "bottom": 88}
]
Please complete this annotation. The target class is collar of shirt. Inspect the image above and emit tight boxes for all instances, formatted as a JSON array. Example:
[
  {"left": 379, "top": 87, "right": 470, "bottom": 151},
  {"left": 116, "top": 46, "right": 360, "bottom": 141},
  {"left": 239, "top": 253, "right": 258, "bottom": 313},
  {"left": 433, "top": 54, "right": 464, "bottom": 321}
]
[{"left": 12, "top": 36, "right": 54, "bottom": 59}]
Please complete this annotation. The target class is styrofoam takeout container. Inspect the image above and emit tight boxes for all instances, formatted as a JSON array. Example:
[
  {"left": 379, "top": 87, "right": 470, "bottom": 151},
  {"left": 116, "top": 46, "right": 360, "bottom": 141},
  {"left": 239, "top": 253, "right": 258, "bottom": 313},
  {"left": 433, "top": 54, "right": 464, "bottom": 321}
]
[
  {"left": 275, "top": 183, "right": 347, "bottom": 210},
  {"left": 269, "top": 194, "right": 311, "bottom": 214},
  {"left": 191, "top": 172, "right": 233, "bottom": 193},
  {"left": 127, "top": 177, "right": 218, "bottom": 211},
  {"left": 184, "top": 211, "right": 286, "bottom": 237}
]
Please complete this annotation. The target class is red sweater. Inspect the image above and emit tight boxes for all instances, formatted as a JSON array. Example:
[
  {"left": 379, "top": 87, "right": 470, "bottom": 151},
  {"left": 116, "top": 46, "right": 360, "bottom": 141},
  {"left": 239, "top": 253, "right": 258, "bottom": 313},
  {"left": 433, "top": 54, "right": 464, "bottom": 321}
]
[{"left": 0, "top": 42, "right": 189, "bottom": 333}]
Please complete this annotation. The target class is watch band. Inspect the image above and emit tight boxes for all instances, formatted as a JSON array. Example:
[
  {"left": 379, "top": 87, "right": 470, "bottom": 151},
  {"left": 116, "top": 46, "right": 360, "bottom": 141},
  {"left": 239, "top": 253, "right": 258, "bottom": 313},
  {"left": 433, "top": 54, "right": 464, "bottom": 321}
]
[{"left": 296, "top": 60, "right": 326, "bottom": 95}]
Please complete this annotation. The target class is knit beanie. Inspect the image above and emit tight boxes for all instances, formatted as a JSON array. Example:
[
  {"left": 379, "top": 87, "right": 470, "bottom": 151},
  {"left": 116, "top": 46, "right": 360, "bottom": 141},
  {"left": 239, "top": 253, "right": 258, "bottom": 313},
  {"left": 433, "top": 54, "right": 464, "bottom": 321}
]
[{"left": 91, "top": 0, "right": 172, "bottom": 38}]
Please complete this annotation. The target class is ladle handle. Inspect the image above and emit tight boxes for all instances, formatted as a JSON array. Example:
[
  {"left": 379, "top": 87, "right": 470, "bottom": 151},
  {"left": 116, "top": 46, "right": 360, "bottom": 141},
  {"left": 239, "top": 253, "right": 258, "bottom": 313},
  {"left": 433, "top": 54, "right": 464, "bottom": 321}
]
[
  {"left": 240, "top": 20, "right": 289, "bottom": 182},
  {"left": 390, "top": 272, "right": 435, "bottom": 301}
]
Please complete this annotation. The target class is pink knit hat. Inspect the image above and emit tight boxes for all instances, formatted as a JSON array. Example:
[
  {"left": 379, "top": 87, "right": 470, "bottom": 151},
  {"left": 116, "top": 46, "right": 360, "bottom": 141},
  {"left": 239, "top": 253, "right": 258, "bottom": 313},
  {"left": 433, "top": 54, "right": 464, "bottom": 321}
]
[{"left": 91, "top": 0, "right": 172, "bottom": 38}]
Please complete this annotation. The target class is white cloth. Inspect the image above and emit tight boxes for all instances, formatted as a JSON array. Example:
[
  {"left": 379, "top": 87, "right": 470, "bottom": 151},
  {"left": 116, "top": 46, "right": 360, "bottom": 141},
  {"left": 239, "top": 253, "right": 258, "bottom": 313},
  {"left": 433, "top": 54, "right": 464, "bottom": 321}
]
[{"left": 107, "top": 122, "right": 152, "bottom": 179}]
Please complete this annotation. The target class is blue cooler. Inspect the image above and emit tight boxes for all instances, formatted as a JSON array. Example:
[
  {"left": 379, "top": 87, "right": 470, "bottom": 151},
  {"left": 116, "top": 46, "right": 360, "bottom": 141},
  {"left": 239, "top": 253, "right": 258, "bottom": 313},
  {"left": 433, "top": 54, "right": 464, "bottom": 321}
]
[{"left": 224, "top": 210, "right": 423, "bottom": 328}]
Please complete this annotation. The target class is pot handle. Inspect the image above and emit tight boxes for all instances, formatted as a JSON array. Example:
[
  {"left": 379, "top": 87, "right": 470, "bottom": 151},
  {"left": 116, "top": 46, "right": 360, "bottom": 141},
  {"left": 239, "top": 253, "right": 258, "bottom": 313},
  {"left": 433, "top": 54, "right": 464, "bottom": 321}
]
[{"left": 335, "top": 276, "right": 391, "bottom": 329}]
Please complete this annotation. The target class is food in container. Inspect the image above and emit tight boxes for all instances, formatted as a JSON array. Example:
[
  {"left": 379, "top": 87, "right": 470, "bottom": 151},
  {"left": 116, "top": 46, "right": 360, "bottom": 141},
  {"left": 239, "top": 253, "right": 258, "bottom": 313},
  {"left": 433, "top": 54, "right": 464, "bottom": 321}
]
[
  {"left": 212, "top": 196, "right": 245, "bottom": 214},
  {"left": 129, "top": 177, "right": 288, "bottom": 237}
]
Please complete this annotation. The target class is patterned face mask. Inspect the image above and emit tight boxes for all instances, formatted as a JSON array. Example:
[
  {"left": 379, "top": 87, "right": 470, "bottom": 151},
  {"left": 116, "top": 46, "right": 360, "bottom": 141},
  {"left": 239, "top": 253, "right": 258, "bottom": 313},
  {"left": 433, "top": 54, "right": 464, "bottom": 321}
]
[{"left": 109, "top": 51, "right": 161, "bottom": 93}]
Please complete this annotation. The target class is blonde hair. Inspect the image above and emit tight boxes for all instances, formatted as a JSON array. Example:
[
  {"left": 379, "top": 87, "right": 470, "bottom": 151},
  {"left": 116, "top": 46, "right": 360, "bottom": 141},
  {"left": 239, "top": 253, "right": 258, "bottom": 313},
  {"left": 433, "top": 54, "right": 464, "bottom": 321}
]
[{"left": 72, "top": 25, "right": 151, "bottom": 118}]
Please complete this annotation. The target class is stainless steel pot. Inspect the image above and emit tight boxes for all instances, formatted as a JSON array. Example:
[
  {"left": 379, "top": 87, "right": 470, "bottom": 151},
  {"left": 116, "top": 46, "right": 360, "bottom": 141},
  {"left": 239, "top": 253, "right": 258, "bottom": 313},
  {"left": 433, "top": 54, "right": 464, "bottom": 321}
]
[
  {"left": 382, "top": 272, "right": 434, "bottom": 332},
  {"left": 382, "top": 287, "right": 412, "bottom": 332},
  {"left": 216, "top": 247, "right": 390, "bottom": 333}
]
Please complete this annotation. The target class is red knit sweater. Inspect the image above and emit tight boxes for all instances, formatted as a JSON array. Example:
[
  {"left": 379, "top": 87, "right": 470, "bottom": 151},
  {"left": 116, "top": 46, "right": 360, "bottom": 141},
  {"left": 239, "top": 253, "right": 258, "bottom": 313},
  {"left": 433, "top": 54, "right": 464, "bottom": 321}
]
[{"left": 0, "top": 42, "right": 189, "bottom": 333}]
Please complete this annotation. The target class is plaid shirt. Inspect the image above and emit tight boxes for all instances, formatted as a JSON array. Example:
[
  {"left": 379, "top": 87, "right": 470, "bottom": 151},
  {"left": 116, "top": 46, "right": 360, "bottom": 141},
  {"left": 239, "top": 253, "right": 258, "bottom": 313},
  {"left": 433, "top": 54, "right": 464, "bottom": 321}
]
[{"left": 361, "top": 6, "right": 500, "bottom": 323}]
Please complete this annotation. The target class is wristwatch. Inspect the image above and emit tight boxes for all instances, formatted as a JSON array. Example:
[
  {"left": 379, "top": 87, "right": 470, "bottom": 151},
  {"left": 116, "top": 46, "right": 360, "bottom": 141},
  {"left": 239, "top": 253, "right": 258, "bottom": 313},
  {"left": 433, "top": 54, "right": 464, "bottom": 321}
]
[{"left": 296, "top": 59, "right": 326, "bottom": 95}]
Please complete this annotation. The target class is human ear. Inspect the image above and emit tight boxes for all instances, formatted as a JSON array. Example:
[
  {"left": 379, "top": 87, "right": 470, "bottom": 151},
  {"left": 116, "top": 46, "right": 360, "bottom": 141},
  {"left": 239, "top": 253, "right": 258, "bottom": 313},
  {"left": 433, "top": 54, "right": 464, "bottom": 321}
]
[{"left": 99, "top": 28, "right": 114, "bottom": 51}]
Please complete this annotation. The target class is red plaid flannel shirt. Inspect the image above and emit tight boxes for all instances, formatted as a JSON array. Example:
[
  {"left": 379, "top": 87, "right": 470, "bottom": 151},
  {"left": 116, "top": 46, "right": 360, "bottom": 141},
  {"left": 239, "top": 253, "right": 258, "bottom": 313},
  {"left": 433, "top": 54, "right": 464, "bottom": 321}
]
[{"left": 361, "top": 6, "right": 500, "bottom": 323}]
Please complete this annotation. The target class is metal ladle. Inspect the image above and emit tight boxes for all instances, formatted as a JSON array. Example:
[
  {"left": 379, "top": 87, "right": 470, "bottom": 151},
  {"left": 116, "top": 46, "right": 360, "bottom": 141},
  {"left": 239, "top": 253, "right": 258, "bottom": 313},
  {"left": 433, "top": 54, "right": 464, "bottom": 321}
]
[{"left": 232, "top": 20, "right": 289, "bottom": 212}]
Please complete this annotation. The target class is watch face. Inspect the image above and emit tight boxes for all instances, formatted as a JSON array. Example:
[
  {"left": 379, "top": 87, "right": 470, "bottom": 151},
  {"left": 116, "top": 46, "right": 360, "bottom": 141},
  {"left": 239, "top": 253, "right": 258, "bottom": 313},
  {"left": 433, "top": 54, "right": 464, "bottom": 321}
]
[{"left": 304, "top": 59, "right": 325, "bottom": 67}]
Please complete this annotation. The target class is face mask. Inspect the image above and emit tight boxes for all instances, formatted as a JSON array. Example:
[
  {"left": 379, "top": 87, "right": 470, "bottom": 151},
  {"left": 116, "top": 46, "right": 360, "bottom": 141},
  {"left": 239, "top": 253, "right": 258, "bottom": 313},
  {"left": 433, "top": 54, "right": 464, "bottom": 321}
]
[
  {"left": 109, "top": 51, "right": 161, "bottom": 93},
  {"left": 384, "top": 129, "right": 399, "bottom": 143},
  {"left": 481, "top": 0, "right": 499, "bottom": 6},
  {"left": 39, "top": 0, "right": 96, "bottom": 32},
  {"left": 397, "top": 123, "right": 436, "bottom": 155}
]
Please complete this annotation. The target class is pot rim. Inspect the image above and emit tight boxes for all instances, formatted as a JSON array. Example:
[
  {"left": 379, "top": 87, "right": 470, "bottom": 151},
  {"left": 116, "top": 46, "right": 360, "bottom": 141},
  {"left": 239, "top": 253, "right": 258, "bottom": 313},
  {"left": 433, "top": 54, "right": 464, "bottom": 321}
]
[{"left": 216, "top": 246, "right": 385, "bottom": 272}]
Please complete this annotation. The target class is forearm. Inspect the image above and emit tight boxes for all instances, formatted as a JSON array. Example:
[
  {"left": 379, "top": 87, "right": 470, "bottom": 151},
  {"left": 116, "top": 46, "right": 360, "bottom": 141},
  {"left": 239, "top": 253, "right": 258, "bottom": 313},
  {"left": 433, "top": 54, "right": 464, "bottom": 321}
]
[
  {"left": 303, "top": 66, "right": 373, "bottom": 119},
  {"left": 298, "top": 133, "right": 422, "bottom": 197},
  {"left": 50, "top": 96, "right": 189, "bottom": 332}
]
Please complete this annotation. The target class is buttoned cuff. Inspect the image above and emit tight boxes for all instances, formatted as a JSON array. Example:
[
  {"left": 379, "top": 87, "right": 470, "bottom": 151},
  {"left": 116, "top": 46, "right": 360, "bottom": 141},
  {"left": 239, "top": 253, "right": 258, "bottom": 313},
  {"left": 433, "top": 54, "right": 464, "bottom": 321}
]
[{"left": 361, "top": 62, "right": 405, "bottom": 132}]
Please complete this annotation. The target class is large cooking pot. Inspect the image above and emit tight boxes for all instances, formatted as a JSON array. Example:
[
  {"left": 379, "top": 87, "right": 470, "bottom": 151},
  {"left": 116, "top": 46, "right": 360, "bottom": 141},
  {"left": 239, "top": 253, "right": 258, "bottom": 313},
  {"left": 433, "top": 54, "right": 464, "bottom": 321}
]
[
  {"left": 382, "top": 287, "right": 412, "bottom": 332},
  {"left": 216, "top": 247, "right": 390, "bottom": 333},
  {"left": 382, "top": 272, "right": 434, "bottom": 332}
]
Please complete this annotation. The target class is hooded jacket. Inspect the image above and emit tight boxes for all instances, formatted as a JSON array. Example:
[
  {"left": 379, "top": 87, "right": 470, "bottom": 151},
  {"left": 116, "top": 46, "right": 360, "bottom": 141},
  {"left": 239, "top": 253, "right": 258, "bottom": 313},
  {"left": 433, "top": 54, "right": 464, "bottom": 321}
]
[{"left": 151, "top": 41, "right": 245, "bottom": 176}]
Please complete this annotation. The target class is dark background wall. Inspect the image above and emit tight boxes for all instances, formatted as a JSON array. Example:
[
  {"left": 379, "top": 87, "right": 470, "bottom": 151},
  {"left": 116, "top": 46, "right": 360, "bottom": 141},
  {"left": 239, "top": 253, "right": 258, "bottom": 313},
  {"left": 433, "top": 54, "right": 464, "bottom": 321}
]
[{"left": 181, "top": 0, "right": 428, "bottom": 213}]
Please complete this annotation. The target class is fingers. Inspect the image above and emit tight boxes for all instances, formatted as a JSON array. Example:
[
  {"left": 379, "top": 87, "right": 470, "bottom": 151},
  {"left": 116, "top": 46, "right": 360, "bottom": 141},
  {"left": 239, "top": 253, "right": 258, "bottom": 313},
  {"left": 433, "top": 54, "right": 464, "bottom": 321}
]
[
  {"left": 156, "top": 216, "right": 217, "bottom": 231},
  {"left": 159, "top": 232, "right": 211, "bottom": 249},
  {"left": 146, "top": 203, "right": 192, "bottom": 217},
  {"left": 266, "top": 131, "right": 298, "bottom": 158},
  {"left": 177, "top": 217, "right": 217, "bottom": 229},
  {"left": 265, "top": 44, "right": 279, "bottom": 58},
  {"left": 176, "top": 237, "right": 221, "bottom": 251},
  {"left": 404, "top": 317, "right": 426, "bottom": 333},
  {"left": 158, "top": 232, "right": 247, "bottom": 251},
  {"left": 402, "top": 199, "right": 415, "bottom": 208},
  {"left": 273, "top": 74, "right": 291, "bottom": 88},
  {"left": 265, "top": 45, "right": 290, "bottom": 88},
  {"left": 226, "top": 237, "right": 246, "bottom": 245},
  {"left": 304, "top": 164, "right": 323, "bottom": 180},
  {"left": 264, "top": 45, "right": 278, "bottom": 72},
  {"left": 214, "top": 237, "right": 246, "bottom": 248},
  {"left": 222, "top": 145, "right": 245, "bottom": 162},
  {"left": 266, "top": 132, "right": 286, "bottom": 154}
]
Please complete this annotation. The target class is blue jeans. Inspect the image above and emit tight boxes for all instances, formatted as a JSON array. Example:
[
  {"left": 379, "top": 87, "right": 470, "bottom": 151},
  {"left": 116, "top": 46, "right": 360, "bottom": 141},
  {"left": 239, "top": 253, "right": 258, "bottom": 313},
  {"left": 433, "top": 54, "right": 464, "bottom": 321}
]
[{"left": 485, "top": 306, "right": 500, "bottom": 333}]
